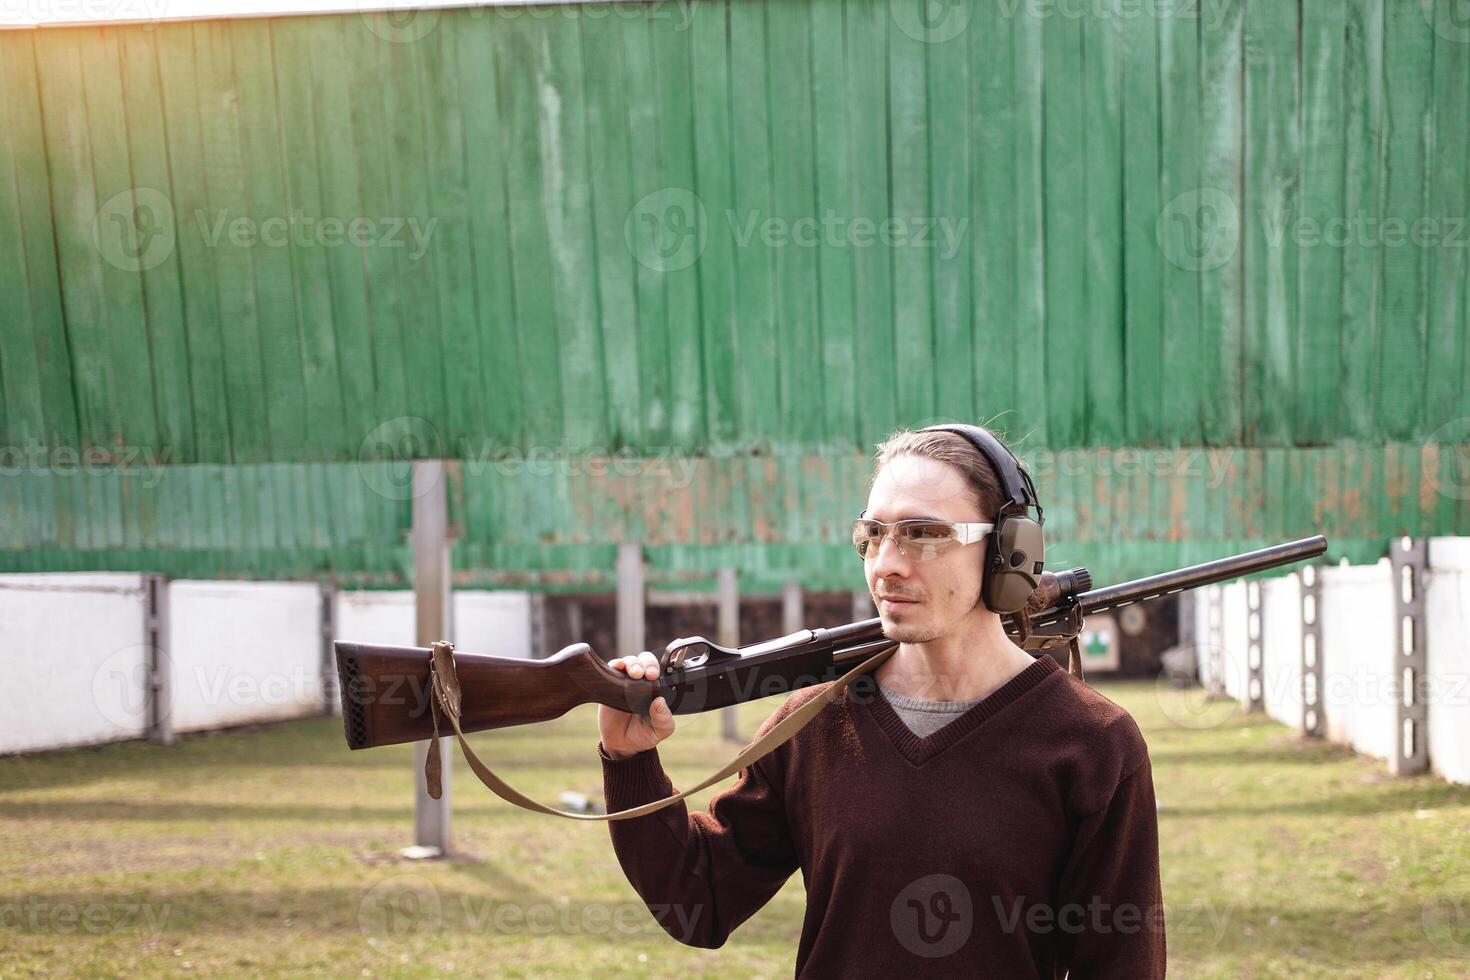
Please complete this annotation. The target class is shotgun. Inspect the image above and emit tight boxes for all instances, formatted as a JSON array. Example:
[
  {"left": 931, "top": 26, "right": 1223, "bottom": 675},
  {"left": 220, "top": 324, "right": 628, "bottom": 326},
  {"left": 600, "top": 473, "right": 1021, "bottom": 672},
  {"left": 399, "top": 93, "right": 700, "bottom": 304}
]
[{"left": 335, "top": 535, "right": 1327, "bottom": 752}]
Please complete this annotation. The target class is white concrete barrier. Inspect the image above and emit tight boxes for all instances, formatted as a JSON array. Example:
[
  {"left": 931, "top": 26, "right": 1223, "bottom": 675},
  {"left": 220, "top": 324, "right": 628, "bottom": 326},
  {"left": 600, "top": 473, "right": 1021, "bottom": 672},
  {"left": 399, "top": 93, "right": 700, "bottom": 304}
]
[
  {"left": 0, "top": 573, "right": 149, "bottom": 753},
  {"left": 168, "top": 581, "right": 323, "bottom": 733},
  {"left": 1319, "top": 560, "right": 1395, "bottom": 763},
  {"left": 1426, "top": 539, "right": 1470, "bottom": 785},
  {"left": 1260, "top": 574, "right": 1303, "bottom": 731}
]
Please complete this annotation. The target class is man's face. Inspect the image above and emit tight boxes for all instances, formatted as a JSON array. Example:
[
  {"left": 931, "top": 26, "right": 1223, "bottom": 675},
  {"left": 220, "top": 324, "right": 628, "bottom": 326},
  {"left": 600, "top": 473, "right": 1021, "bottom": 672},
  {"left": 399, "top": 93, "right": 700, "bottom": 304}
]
[{"left": 862, "top": 454, "right": 990, "bottom": 643}]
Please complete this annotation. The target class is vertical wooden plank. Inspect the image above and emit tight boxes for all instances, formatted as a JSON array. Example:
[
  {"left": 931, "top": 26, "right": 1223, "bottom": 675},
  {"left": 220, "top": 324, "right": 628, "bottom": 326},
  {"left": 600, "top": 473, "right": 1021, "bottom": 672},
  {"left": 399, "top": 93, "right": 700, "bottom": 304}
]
[
  {"left": 1158, "top": 0, "right": 1202, "bottom": 446},
  {"left": 971, "top": 0, "right": 1017, "bottom": 433},
  {"left": 1082, "top": 8, "right": 1124, "bottom": 445},
  {"left": 728, "top": 0, "right": 779, "bottom": 451},
  {"left": 270, "top": 17, "right": 351, "bottom": 458},
  {"left": 925, "top": 10, "right": 972, "bottom": 426},
  {"left": 1375, "top": 1, "right": 1434, "bottom": 439},
  {"left": 1296, "top": 0, "right": 1346, "bottom": 446},
  {"left": 0, "top": 34, "right": 77, "bottom": 452},
  {"left": 0, "top": 37, "right": 46, "bottom": 450},
  {"left": 417, "top": 14, "right": 491, "bottom": 456},
  {"left": 1243, "top": 0, "right": 1299, "bottom": 446},
  {"left": 226, "top": 20, "right": 309, "bottom": 463},
  {"left": 650, "top": 3, "right": 703, "bottom": 452},
  {"left": 845, "top": 0, "right": 895, "bottom": 449},
  {"left": 1010, "top": 7, "right": 1047, "bottom": 447},
  {"left": 1339, "top": 0, "right": 1382, "bottom": 440},
  {"left": 579, "top": 4, "right": 643, "bottom": 448},
  {"left": 1424, "top": 0, "right": 1469, "bottom": 431},
  {"left": 1043, "top": 13, "right": 1086, "bottom": 446},
  {"left": 345, "top": 19, "right": 413, "bottom": 455},
  {"left": 810, "top": 0, "right": 857, "bottom": 450},
  {"left": 311, "top": 16, "right": 379, "bottom": 456},
  {"left": 77, "top": 29, "right": 160, "bottom": 454},
  {"left": 495, "top": 10, "right": 565, "bottom": 450},
  {"left": 116, "top": 28, "right": 194, "bottom": 463},
  {"left": 194, "top": 22, "right": 274, "bottom": 462},
  {"left": 155, "top": 22, "right": 232, "bottom": 461},
  {"left": 888, "top": 3, "right": 933, "bottom": 426},
  {"left": 1121, "top": 11, "right": 1162, "bottom": 445},
  {"left": 1198, "top": 0, "right": 1245, "bottom": 445},
  {"left": 33, "top": 30, "right": 119, "bottom": 452}
]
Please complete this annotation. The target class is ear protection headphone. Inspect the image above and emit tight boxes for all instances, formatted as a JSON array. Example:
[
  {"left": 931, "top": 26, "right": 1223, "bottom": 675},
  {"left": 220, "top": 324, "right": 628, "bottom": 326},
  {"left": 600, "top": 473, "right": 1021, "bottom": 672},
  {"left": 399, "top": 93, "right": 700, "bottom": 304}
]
[{"left": 917, "top": 423, "right": 1046, "bottom": 614}]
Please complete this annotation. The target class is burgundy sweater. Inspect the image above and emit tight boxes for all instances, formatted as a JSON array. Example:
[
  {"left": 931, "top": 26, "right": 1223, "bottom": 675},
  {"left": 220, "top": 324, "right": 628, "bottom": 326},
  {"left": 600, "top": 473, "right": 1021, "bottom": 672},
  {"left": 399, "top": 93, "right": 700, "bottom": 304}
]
[{"left": 599, "top": 653, "right": 1166, "bottom": 978}]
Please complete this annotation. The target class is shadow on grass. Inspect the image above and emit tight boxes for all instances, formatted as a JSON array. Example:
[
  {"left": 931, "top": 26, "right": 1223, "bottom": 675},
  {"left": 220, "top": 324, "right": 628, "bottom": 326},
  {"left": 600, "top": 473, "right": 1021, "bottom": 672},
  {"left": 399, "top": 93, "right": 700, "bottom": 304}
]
[{"left": 1160, "top": 781, "right": 1470, "bottom": 819}]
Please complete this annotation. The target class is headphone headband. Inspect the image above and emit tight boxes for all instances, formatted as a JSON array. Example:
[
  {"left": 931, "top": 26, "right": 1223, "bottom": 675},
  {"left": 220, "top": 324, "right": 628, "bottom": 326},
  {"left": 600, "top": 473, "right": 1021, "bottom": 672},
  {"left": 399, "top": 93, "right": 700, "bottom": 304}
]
[{"left": 918, "top": 423, "right": 1041, "bottom": 520}]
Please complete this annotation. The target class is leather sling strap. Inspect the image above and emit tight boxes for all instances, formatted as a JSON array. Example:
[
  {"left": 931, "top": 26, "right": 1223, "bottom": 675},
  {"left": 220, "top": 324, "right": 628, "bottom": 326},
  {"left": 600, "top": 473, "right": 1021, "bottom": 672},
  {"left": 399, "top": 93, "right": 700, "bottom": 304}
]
[{"left": 424, "top": 640, "right": 900, "bottom": 821}]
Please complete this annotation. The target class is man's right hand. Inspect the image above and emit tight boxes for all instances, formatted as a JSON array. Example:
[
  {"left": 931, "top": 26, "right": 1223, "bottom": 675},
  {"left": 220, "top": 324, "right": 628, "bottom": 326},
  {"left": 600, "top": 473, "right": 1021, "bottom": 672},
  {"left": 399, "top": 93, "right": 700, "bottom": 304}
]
[{"left": 598, "top": 651, "right": 676, "bottom": 760}]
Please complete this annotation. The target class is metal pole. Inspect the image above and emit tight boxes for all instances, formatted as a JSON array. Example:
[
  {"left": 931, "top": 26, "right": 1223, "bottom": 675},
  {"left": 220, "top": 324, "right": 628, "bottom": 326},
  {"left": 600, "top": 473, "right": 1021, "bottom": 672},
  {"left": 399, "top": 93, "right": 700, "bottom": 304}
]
[
  {"left": 718, "top": 568, "right": 740, "bottom": 741},
  {"left": 1389, "top": 538, "right": 1429, "bottom": 776},
  {"left": 1245, "top": 580, "right": 1264, "bottom": 713},
  {"left": 320, "top": 580, "right": 339, "bottom": 716},
  {"left": 144, "top": 574, "right": 174, "bottom": 745},
  {"left": 617, "top": 544, "right": 646, "bottom": 662},
  {"left": 1300, "top": 566, "right": 1324, "bottom": 739},
  {"left": 411, "top": 459, "right": 451, "bottom": 857},
  {"left": 782, "top": 581, "right": 803, "bottom": 635}
]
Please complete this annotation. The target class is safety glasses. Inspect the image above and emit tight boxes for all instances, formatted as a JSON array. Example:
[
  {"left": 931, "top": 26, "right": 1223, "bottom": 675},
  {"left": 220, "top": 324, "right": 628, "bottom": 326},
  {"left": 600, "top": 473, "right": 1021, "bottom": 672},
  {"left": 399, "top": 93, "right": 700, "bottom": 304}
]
[{"left": 851, "top": 518, "right": 994, "bottom": 562}]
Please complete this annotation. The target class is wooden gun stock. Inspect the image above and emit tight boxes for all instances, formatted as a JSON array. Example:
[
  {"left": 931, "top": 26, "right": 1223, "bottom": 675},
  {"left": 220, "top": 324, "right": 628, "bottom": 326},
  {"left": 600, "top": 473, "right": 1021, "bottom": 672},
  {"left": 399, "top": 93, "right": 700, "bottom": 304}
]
[{"left": 336, "top": 640, "right": 656, "bottom": 750}]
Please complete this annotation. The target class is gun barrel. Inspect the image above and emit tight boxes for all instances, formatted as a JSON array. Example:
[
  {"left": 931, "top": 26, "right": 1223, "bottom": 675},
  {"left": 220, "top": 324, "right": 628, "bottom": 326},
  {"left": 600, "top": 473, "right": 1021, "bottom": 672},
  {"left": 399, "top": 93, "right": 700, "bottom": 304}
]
[{"left": 1030, "top": 535, "right": 1328, "bottom": 628}]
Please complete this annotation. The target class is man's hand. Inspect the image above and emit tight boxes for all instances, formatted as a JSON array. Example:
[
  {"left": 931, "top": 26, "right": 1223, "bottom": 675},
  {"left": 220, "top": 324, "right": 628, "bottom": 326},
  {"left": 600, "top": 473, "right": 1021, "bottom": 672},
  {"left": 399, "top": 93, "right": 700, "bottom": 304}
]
[{"left": 598, "top": 651, "right": 676, "bottom": 760}]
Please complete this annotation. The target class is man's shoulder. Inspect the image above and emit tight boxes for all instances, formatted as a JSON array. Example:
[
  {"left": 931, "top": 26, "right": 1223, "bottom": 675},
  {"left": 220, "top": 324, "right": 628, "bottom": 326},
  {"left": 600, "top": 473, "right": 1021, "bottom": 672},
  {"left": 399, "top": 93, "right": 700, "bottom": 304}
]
[{"left": 1042, "top": 668, "right": 1153, "bottom": 777}]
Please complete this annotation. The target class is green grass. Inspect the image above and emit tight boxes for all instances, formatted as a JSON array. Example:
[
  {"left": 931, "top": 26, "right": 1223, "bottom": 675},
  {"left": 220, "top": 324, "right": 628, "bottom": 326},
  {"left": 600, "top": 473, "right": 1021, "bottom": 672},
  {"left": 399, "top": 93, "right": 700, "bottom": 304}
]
[{"left": 2, "top": 681, "right": 1468, "bottom": 978}]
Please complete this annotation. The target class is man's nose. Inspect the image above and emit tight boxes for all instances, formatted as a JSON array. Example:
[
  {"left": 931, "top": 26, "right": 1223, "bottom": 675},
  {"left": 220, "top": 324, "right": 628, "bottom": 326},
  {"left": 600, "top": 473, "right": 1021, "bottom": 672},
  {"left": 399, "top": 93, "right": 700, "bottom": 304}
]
[{"left": 868, "top": 534, "right": 911, "bottom": 578}]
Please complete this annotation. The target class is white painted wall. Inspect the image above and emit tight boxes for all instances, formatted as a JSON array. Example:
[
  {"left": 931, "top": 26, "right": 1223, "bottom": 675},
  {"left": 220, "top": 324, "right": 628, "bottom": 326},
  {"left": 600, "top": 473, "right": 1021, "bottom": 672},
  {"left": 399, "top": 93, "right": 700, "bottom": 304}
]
[
  {"left": 1426, "top": 539, "right": 1470, "bottom": 786},
  {"left": 334, "top": 589, "right": 534, "bottom": 659},
  {"left": 1319, "top": 560, "right": 1395, "bottom": 763},
  {"left": 167, "top": 581, "right": 324, "bottom": 733},
  {"left": 1221, "top": 581, "right": 1249, "bottom": 702},
  {"left": 1260, "top": 573, "right": 1303, "bottom": 731},
  {"left": 0, "top": 574, "right": 150, "bottom": 753}
]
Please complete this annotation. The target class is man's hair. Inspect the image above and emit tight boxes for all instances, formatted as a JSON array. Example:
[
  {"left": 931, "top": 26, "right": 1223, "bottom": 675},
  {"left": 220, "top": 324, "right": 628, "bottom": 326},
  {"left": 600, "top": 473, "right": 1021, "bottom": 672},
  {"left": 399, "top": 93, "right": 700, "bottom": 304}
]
[{"left": 871, "top": 427, "right": 1009, "bottom": 522}]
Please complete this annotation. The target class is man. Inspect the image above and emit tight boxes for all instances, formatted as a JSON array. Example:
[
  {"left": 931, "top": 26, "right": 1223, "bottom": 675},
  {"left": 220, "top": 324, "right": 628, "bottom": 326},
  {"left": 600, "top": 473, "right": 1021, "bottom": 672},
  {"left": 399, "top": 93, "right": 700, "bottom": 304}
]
[{"left": 596, "top": 426, "right": 1167, "bottom": 978}]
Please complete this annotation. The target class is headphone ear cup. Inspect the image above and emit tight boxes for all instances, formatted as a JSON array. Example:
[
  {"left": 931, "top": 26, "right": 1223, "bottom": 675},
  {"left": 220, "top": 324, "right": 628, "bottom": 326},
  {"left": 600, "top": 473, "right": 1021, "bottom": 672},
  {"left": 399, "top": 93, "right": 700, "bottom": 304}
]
[{"left": 985, "top": 516, "right": 1046, "bottom": 614}]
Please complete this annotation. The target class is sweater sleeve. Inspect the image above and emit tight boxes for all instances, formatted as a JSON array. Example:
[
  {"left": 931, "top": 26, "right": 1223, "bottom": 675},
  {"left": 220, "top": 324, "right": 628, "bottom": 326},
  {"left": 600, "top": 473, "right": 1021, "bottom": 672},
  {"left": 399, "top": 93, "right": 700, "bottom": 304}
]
[
  {"left": 598, "top": 709, "right": 799, "bottom": 949},
  {"left": 1052, "top": 755, "right": 1167, "bottom": 979}
]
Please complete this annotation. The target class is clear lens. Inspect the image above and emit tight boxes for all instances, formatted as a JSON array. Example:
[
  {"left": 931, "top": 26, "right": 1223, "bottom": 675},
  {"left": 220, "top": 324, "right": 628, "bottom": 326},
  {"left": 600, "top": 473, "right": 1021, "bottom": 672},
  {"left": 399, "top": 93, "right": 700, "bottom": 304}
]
[{"left": 852, "top": 519, "right": 961, "bottom": 562}]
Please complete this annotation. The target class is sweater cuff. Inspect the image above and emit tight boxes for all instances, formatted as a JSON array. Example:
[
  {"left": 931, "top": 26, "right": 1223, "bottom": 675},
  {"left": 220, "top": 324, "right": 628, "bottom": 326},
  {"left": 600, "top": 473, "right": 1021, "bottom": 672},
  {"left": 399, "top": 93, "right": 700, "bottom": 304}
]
[{"left": 598, "top": 741, "right": 675, "bottom": 812}]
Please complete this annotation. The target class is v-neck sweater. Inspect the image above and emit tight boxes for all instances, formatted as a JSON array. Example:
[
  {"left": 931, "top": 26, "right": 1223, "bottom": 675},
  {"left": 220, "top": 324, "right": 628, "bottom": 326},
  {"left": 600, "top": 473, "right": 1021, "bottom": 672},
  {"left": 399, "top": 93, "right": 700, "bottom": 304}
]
[
  {"left": 599, "top": 653, "right": 1166, "bottom": 978},
  {"left": 876, "top": 680, "right": 987, "bottom": 738}
]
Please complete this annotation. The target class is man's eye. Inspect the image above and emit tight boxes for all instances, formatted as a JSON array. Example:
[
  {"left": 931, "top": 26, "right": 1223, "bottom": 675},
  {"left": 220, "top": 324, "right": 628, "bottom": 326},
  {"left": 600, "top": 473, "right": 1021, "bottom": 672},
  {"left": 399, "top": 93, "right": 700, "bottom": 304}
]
[{"left": 904, "top": 524, "right": 951, "bottom": 542}]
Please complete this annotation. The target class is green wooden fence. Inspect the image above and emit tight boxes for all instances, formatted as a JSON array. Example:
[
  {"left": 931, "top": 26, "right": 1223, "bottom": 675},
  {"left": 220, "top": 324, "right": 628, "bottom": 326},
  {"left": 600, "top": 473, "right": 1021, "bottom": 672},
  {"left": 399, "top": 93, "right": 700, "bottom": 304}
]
[{"left": 1, "top": 0, "right": 1467, "bottom": 583}]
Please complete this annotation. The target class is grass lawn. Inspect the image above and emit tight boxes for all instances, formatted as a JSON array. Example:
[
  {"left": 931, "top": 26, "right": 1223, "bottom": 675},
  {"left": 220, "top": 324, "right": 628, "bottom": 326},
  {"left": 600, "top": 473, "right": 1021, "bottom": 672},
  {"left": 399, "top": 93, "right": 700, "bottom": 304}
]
[{"left": 2, "top": 678, "right": 1467, "bottom": 978}]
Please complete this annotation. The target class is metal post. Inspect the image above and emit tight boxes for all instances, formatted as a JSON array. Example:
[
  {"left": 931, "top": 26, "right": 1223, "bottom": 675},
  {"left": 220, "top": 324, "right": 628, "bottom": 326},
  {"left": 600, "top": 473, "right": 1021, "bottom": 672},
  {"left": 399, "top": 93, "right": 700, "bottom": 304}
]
[
  {"left": 1299, "top": 565, "right": 1324, "bottom": 739},
  {"left": 1389, "top": 538, "right": 1429, "bottom": 776},
  {"left": 144, "top": 574, "right": 174, "bottom": 745},
  {"left": 782, "top": 581, "right": 803, "bottom": 635},
  {"left": 529, "top": 592, "right": 548, "bottom": 660},
  {"left": 566, "top": 599, "right": 583, "bottom": 657},
  {"left": 410, "top": 459, "right": 451, "bottom": 857},
  {"left": 1245, "top": 580, "right": 1264, "bottom": 713},
  {"left": 718, "top": 568, "right": 740, "bottom": 741},
  {"left": 320, "top": 580, "right": 339, "bottom": 716},
  {"left": 1206, "top": 587, "right": 1225, "bottom": 697},
  {"left": 617, "top": 544, "right": 646, "bottom": 661}
]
